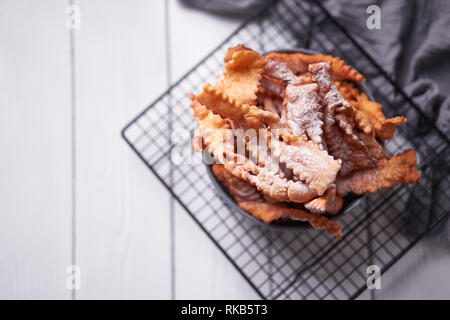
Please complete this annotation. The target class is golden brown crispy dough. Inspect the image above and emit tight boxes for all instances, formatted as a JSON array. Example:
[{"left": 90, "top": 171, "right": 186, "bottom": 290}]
[
  {"left": 257, "top": 92, "right": 282, "bottom": 116},
  {"left": 309, "top": 61, "right": 378, "bottom": 176},
  {"left": 334, "top": 80, "right": 360, "bottom": 104},
  {"left": 239, "top": 202, "right": 342, "bottom": 239},
  {"left": 265, "top": 52, "right": 366, "bottom": 82},
  {"left": 192, "top": 98, "right": 317, "bottom": 203},
  {"left": 260, "top": 58, "right": 300, "bottom": 98},
  {"left": 264, "top": 58, "right": 299, "bottom": 84},
  {"left": 212, "top": 163, "right": 263, "bottom": 204},
  {"left": 190, "top": 44, "right": 420, "bottom": 239},
  {"left": 224, "top": 44, "right": 251, "bottom": 62},
  {"left": 195, "top": 84, "right": 279, "bottom": 130},
  {"left": 218, "top": 47, "right": 266, "bottom": 106},
  {"left": 336, "top": 149, "right": 421, "bottom": 196},
  {"left": 283, "top": 83, "right": 326, "bottom": 148},
  {"left": 196, "top": 45, "right": 280, "bottom": 130},
  {"left": 272, "top": 135, "right": 341, "bottom": 195},
  {"left": 305, "top": 185, "right": 343, "bottom": 215},
  {"left": 376, "top": 116, "right": 407, "bottom": 141}
]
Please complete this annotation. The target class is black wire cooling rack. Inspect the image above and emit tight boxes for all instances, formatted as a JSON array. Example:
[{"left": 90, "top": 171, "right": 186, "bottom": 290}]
[{"left": 122, "top": 0, "right": 450, "bottom": 299}]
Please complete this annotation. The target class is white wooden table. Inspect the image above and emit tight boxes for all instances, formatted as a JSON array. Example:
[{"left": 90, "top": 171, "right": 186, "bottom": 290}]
[{"left": 1, "top": 0, "right": 449, "bottom": 300}]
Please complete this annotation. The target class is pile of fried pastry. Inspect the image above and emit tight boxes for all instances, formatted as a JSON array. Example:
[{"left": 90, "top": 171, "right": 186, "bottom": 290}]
[{"left": 190, "top": 44, "right": 421, "bottom": 239}]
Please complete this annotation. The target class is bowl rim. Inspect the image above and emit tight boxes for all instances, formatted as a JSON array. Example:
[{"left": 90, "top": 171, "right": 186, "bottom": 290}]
[{"left": 204, "top": 47, "right": 370, "bottom": 231}]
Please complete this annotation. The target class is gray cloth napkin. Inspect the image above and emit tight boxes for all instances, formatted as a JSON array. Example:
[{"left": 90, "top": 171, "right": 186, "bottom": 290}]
[{"left": 180, "top": 0, "right": 450, "bottom": 243}]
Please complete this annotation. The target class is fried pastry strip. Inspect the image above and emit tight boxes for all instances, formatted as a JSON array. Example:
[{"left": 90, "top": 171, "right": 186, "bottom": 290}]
[
  {"left": 212, "top": 163, "right": 263, "bottom": 204},
  {"left": 260, "top": 76, "right": 286, "bottom": 98},
  {"left": 226, "top": 157, "right": 317, "bottom": 203},
  {"left": 258, "top": 93, "right": 281, "bottom": 115},
  {"left": 264, "top": 58, "right": 300, "bottom": 84},
  {"left": 212, "top": 164, "right": 342, "bottom": 239},
  {"left": 195, "top": 84, "right": 279, "bottom": 130},
  {"left": 304, "top": 185, "right": 343, "bottom": 215},
  {"left": 196, "top": 44, "right": 278, "bottom": 129},
  {"left": 376, "top": 116, "right": 407, "bottom": 141},
  {"left": 271, "top": 136, "right": 341, "bottom": 195},
  {"left": 245, "top": 128, "right": 285, "bottom": 177},
  {"left": 335, "top": 81, "right": 407, "bottom": 139},
  {"left": 356, "top": 91, "right": 407, "bottom": 140},
  {"left": 298, "top": 73, "right": 313, "bottom": 84},
  {"left": 354, "top": 93, "right": 382, "bottom": 134},
  {"left": 256, "top": 90, "right": 341, "bottom": 195},
  {"left": 217, "top": 46, "right": 266, "bottom": 105},
  {"left": 336, "top": 149, "right": 421, "bottom": 196},
  {"left": 265, "top": 52, "right": 365, "bottom": 82},
  {"left": 191, "top": 98, "right": 317, "bottom": 203},
  {"left": 310, "top": 62, "right": 378, "bottom": 175},
  {"left": 194, "top": 86, "right": 335, "bottom": 197},
  {"left": 261, "top": 58, "right": 316, "bottom": 99},
  {"left": 283, "top": 83, "right": 326, "bottom": 149},
  {"left": 197, "top": 61, "right": 339, "bottom": 194},
  {"left": 260, "top": 58, "right": 300, "bottom": 98},
  {"left": 356, "top": 131, "right": 387, "bottom": 160}
]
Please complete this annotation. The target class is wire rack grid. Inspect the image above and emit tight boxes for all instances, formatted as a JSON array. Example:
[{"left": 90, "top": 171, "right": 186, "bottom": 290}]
[{"left": 122, "top": 0, "right": 450, "bottom": 299}]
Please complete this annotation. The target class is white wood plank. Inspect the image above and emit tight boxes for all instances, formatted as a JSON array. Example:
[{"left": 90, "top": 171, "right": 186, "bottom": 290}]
[
  {"left": 75, "top": 0, "right": 171, "bottom": 299},
  {"left": 375, "top": 240, "right": 450, "bottom": 299},
  {"left": 169, "top": 0, "right": 259, "bottom": 299},
  {"left": 168, "top": 2, "right": 450, "bottom": 300},
  {"left": 0, "top": 0, "right": 72, "bottom": 299}
]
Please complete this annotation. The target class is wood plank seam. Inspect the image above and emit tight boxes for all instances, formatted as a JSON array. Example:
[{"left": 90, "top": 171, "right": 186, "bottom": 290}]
[{"left": 164, "top": 0, "right": 176, "bottom": 300}]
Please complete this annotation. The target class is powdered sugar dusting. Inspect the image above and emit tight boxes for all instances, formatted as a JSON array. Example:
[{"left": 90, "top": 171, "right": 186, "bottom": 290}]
[
  {"left": 284, "top": 83, "right": 326, "bottom": 149},
  {"left": 264, "top": 59, "right": 300, "bottom": 84}
]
